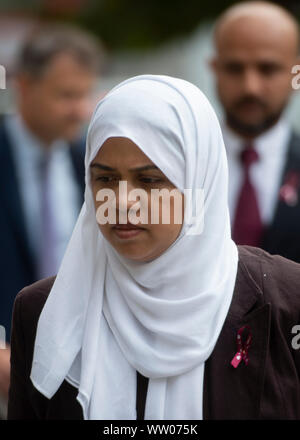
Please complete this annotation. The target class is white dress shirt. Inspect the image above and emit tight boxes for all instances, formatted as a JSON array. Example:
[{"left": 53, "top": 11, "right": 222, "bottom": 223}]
[
  {"left": 4, "top": 113, "right": 82, "bottom": 278},
  {"left": 222, "top": 119, "right": 291, "bottom": 227}
]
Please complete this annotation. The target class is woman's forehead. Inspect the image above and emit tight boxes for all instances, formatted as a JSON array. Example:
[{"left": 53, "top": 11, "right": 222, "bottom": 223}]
[{"left": 91, "top": 136, "right": 159, "bottom": 170}]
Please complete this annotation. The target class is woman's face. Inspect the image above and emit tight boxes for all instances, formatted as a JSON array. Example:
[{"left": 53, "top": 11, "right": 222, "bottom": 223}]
[{"left": 90, "top": 137, "right": 184, "bottom": 262}]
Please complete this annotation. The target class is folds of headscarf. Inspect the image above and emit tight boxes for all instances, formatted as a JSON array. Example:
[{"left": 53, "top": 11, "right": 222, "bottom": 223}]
[{"left": 30, "top": 74, "right": 238, "bottom": 420}]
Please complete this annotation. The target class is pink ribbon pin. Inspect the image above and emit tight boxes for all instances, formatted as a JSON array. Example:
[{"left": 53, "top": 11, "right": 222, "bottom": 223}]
[
  {"left": 279, "top": 171, "right": 300, "bottom": 207},
  {"left": 231, "top": 325, "right": 252, "bottom": 368}
]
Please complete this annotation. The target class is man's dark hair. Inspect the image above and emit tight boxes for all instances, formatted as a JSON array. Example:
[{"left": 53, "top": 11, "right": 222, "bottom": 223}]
[{"left": 14, "top": 23, "right": 104, "bottom": 77}]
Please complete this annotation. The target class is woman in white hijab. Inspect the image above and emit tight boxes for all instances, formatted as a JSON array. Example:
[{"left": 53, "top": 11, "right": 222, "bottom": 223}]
[{"left": 8, "top": 75, "right": 300, "bottom": 420}]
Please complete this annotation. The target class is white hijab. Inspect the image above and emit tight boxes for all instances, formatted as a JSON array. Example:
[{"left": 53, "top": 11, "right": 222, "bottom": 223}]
[{"left": 30, "top": 74, "right": 238, "bottom": 420}]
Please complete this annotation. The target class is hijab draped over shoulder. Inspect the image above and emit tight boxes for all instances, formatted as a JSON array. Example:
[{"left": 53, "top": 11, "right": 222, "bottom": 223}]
[{"left": 30, "top": 75, "right": 238, "bottom": 420}]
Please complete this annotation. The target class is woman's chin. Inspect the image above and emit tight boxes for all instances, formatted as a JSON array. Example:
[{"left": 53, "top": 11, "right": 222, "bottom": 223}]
[
  {"left": 115, "top": 247, "right": 151, "bottom": 262},
  {"left": 110, "top": 241, "right": 158, "bottom": 262}
]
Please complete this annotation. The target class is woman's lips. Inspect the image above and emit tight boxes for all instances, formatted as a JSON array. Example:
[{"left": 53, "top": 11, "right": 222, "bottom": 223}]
[{"left": 112, "top": 223, "right": 145, "bottom": 239}]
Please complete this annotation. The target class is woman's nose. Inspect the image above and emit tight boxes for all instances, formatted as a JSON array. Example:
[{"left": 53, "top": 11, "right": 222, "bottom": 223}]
[{"left": 116, "top": 181, "right": 142, "bottom": 220}]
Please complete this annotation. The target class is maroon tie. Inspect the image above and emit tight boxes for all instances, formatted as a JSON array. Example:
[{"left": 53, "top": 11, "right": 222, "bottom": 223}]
[{"left": 232, "top": 144, "right": 264, "bottom": 246}]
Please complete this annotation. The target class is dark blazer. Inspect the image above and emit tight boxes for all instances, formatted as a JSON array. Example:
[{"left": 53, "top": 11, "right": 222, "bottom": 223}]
[
  {"left": 260, "top": 131, "right": 300, "bottom": 263},
  {"left": 0, "top": 118, "right": 86, "bottom": 343},
  {"left": 7, "top": 245, "right": 300, "bottom": 420}
]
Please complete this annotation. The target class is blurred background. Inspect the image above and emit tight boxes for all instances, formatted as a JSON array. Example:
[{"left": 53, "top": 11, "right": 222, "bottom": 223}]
[
  {"left": 1, "top": 0, "right": 300, "bottom": 420},
  {"left": 1, "top": 0, "right": 300, "bottom": 129}
]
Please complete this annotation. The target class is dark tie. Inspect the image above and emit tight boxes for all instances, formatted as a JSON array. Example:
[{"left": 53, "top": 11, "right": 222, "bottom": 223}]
[{"left": 232, "top": 144, "right": 264, "bottom": 247}]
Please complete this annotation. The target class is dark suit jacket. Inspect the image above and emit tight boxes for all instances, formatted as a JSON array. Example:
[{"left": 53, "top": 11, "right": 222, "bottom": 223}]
[
  {"left": 0, "top": 118, "right": 86, "bottom": 342},
  {"left": 260, "top": 131, "right": 300, "bottom": 263},
  {"left": 7, "top": 245, "right": 300, "bottom": 419}
]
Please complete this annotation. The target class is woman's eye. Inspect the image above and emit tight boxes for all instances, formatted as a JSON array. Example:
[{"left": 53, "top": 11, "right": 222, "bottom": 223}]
[
  {"left": 95, "top": 176, "right": 117, "bottom": 183},
  {"left": 139, "top": 177, "right": 164, "bottom": 184}
]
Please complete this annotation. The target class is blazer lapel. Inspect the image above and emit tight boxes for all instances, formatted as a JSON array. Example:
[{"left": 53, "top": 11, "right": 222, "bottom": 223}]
[
  {"left": 261, "top": 131, "right": 300, "bottom": 258},
  {"left": 203, "top": 247, "right": 271, "bottom": 419},
  {"left": 0, "top": 120, "right": 34, "bottom": 273}
]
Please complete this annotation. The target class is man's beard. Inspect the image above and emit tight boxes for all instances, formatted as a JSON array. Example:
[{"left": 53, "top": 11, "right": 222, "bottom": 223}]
[{"left": 225, "top": 97, "right": 287, "bottom": 138}]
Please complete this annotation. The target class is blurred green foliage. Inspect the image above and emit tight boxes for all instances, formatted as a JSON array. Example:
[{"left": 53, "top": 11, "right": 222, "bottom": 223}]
[
  {"left": 76, "top": 0, "right": 238, "bottom": 49},
  {"left": 1, "top": 0, "right": 300, "bottom": 50}
]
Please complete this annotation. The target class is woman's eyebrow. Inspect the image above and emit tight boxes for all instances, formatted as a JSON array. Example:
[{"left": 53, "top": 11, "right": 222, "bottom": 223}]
[
  {"left": 90, "top": 163, "right": 159, "bottom": 172},
  {"left": 90, "top": 163, "right": 115, "bottom": 171},
  {"left": 130, "top": 165, "right": 159, "bottom": 172}
]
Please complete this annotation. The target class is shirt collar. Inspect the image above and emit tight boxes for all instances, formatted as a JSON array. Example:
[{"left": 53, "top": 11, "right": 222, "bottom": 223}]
[
  {"left": 221, "top": 118, "right": 291, "bottom": 162},
  {"left": 4, "top": 113, "right": 68, "bottom": 163}
]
